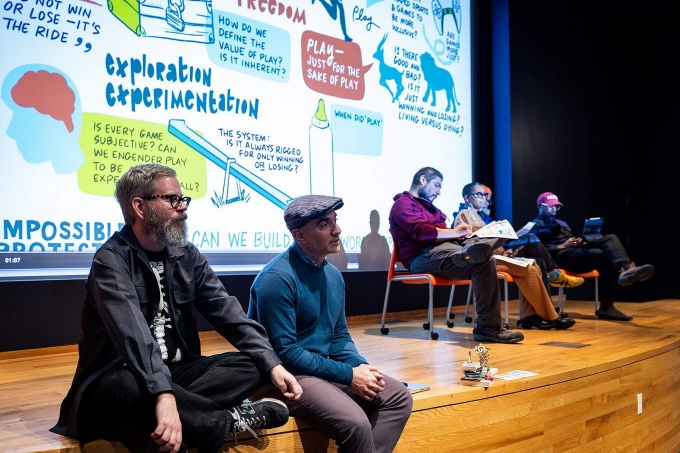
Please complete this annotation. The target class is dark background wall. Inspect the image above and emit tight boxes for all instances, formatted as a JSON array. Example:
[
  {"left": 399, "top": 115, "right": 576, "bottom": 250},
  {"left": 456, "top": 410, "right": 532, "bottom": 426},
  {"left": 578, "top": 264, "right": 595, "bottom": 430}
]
[
  {"left": 503, "top": 1, "right": 677, "bottom": 304},
  {"left": 2, "top": 1, "right": 677, "bottom": 352}
]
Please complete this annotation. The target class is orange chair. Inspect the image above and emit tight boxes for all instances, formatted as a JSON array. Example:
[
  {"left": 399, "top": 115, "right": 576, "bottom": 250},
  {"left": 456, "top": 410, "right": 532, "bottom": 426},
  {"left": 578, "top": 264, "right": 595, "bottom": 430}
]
[
  {"left": 555, "top": 269, "right": 600, "bottom": 317},
  {"left": 381, "top": 247, "right": 471, "bottom": 340},
  {"left": 463, "top": 271, "right": 515, "bottom": 327}
]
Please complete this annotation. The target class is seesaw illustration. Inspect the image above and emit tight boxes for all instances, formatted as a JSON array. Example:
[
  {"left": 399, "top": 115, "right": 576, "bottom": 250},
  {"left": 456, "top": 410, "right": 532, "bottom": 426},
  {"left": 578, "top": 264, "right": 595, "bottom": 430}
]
[
  {"left": 431, "top": 0, "right": 462, "bottom": 36},
  {"left": 108, "top": 0, "right": 215, "bottom": 43},
  {"left": 168, "top": 119, "right": 294, "bottom": 210}
]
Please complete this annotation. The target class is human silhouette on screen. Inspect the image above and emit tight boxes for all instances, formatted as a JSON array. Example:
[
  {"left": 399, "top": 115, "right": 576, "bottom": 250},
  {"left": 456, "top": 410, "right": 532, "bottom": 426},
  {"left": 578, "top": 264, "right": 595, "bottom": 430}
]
[
  {"left": 1, "top": 64, "right": 84, "bottom": 174},
  {"left": 358, "top": 209, "right": 391, "bottom": 270}
]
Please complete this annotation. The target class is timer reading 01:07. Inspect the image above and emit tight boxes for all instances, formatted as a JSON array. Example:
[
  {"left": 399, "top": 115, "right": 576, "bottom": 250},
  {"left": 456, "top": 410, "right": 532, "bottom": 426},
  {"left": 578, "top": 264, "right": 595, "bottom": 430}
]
[{"left": 4, "top": 257, "right": 21, "bottom": 264}]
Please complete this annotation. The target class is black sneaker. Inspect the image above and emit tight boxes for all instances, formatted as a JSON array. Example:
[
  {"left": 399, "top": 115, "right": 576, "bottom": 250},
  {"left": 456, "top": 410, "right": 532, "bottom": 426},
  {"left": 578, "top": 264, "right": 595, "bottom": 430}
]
[
  {"left": 473, "top": 326, "right": 524, "bottom": 344},
  {"left": 450, "top": 242, "right": 492, "bottom": 267},
  {"left": 595, "top": 306, "right": 633, "bottom": 321},
  {"left": 618, "top": 263, "right": 654, "bottom": 286},
  {"left": 551, "top": 317, "right": 576, "bottom": 330},
  {"left": 518, "top": 314, "right": 552, "bottom": 330},
  {"left": 228, "top": 398, "right": 289, "bottom": 439}
]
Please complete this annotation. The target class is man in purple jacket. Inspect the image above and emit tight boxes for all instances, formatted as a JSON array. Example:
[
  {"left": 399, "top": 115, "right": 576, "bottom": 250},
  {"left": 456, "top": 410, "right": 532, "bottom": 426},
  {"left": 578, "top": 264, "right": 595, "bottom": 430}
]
[{"left": 388, "top": 167, "right": 524, "bottom": 344}]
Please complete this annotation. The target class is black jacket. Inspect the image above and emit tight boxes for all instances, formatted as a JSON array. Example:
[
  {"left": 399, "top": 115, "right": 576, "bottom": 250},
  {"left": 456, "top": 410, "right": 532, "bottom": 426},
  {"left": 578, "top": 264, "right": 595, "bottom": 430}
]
[
  {"left": 51, "top": 225, "right": 280, "bottom": 439},
  {"left": 531, "top": 214, "right": 573, "bottom": 251}
]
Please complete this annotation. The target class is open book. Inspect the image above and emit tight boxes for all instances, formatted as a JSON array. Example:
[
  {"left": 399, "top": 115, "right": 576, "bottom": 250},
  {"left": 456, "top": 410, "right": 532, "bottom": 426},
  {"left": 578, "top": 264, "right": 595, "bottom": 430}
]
[
  {"left": 470, "top": 220, "right": 518, "bottom": 240},
  {"left": 515, "top": 221, "right": 535, "bottom": 237},
  {"left": 493, "top": 255, "right": 536, "bottom": 268}
]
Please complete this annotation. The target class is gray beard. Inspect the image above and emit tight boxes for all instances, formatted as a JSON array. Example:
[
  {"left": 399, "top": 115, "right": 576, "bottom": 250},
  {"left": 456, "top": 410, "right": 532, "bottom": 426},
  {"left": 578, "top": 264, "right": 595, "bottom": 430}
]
[{"left": 145, "top": 205, "right": 188, "bottom": 246}]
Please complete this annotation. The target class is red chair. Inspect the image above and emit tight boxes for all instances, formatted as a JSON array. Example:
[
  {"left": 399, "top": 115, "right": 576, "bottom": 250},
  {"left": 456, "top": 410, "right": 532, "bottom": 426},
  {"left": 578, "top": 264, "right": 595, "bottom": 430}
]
[
  {"left": 381, "top": 247, "right": 470, "bottom": 340},
  {"left": 555, "top": 269, "right": 600, "bottom": 317}
]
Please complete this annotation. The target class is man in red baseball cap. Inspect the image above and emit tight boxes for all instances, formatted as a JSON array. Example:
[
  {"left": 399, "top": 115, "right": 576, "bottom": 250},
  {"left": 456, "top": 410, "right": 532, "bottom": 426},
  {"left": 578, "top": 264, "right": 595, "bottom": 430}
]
[
  {"left": 529, "top": 191, "right": 654, "bottom": 321},
  {"left": 537, "top": 192, "right": 563, "bottom": 208}
]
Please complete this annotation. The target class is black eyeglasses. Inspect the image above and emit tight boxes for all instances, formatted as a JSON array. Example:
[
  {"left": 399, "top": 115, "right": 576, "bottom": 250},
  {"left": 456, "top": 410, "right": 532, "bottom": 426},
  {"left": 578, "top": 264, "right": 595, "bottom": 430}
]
[
  {"left": 141, "top": 194, "right": 191, "bottom": 208},
  {"left": 469, "top": 192, "right": 491, "bottom": 200},
  {"left": 540, "top": 203, "right": 561, "bottom": 211}
]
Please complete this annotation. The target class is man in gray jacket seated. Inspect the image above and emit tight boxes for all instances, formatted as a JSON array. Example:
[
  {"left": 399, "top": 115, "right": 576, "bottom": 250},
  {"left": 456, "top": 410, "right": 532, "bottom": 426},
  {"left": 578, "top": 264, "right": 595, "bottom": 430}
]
[{"left": 52, "top": 163, "right": 302, "bottom": 453}]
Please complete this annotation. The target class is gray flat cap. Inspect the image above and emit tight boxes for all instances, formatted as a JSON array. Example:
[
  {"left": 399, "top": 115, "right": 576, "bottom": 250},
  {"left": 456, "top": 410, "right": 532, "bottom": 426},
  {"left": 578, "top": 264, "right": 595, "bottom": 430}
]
[{"left": 284, "top": 195, "right": 344, "bottom": 230}]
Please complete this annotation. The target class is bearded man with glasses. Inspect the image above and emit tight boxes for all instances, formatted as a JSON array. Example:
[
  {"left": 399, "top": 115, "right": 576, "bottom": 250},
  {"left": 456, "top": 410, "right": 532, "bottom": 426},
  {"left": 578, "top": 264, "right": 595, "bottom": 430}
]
[
  {"left": 52, "top": 164, "right": 302, "bottom": 453},
  {"left": 455, "top": 183, "right": 584, "bottom": 290},
  {"left": 453, "top": 182, "right": 581, "bottom": 330}
]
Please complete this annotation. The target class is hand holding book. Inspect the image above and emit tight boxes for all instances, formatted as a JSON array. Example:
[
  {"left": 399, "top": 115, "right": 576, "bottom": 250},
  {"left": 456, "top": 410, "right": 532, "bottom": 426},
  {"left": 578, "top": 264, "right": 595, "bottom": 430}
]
[{"left": 470, "top": 220, "right": 519, "bottom": 240}]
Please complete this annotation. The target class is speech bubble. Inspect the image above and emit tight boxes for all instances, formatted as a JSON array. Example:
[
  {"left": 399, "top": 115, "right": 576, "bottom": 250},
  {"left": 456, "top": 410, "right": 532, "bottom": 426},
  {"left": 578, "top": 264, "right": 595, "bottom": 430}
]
[
  {"left": 77, "top": 114, "right": 207, "bottom": 197},
  {"left": 301, "top": 30, "right": 373, "bottom": 100},
  {"left": 328, "top": 104, "right": 383, "bottom": 156},
  {"left": 208, "top": 12, "right": 291, "bottom": 83}
]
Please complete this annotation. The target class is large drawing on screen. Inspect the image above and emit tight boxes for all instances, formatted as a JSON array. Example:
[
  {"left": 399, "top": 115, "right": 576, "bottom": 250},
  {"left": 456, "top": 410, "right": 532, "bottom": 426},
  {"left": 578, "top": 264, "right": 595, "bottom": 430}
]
[{"left": 0, "top": 0, "right": 472, "bottom": 279}]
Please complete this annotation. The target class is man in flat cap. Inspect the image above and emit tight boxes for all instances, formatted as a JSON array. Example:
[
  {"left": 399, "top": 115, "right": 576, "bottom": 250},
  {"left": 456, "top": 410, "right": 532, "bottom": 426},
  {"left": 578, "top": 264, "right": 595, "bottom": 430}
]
[
  {"left": 531, "top": 191, "right": 654, "bottom": 321},
  {"left": 248, "top": 195, "right": 413, "bottom": 453}
]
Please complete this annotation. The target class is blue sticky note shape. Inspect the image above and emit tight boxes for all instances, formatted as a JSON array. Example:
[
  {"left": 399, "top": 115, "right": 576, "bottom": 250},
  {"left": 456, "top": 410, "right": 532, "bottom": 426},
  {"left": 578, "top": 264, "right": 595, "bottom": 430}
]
[
  {"left": 329, "top": 104, "right": 383, "bottom": 156},
  {"left": 208, "top": 12, "right": 290, "bottom": 83}
]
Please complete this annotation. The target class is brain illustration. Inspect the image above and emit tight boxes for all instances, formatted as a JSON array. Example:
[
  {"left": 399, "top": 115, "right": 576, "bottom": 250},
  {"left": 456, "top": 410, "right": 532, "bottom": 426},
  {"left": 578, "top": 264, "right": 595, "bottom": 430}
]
[{"left": 11, "top": 70, "right": 76, "bottom": 133}]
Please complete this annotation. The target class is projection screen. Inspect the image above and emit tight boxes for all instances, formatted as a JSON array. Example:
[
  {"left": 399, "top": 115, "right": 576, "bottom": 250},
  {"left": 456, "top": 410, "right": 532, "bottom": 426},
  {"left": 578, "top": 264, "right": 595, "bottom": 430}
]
[{"left": 0, "top": 0, "right": 472, "bottom": 280}]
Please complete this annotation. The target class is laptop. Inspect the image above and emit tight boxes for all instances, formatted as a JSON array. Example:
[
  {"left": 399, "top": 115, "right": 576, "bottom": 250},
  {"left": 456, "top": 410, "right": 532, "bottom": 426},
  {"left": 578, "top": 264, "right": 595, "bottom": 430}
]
[{"left": 582, "top": 217, "right": 604, "bottom": 242}]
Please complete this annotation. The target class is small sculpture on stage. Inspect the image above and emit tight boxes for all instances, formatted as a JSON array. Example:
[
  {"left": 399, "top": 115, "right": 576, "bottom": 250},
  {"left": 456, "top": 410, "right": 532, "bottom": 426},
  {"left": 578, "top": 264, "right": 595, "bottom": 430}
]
[
  {"left": 474, "top": 343, "right": 490, "bottom": 368},
  {"left": 460, "top": 344, "right": 495, "bottom": 388}
]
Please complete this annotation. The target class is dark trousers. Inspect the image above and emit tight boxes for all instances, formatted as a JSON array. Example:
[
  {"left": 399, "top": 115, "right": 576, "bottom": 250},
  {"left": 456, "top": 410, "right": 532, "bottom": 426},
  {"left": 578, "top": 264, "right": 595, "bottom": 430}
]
[
  {"left": 82, "top": 352, "right": 265, "bottom": 453},
  {"left": 409, "top": 238, "right": 503, "bottom": 329},
  {"left": 551, "top": 233, "right": 632, "bottom": 309}
]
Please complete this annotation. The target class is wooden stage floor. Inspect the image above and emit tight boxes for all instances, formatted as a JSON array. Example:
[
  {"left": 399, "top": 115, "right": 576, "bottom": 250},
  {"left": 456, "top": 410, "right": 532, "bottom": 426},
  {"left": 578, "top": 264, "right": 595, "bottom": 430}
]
[{"left": 2, "top": 299, "right": 680, "bottom": 452}]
